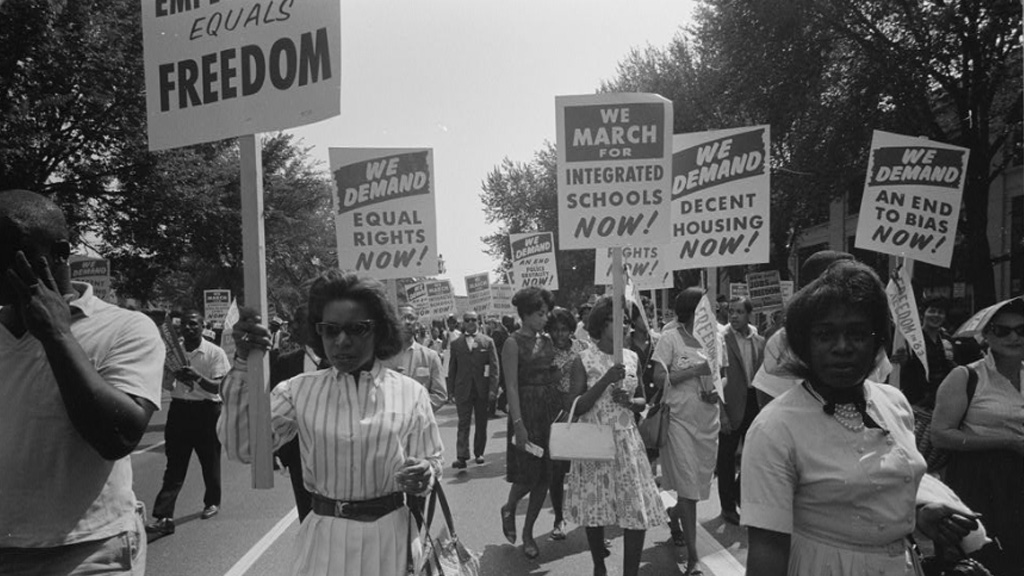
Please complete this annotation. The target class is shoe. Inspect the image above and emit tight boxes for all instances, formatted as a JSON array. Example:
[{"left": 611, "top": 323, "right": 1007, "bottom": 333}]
[
  {"left": 145, "top": 517, "right": 175, "bottom": 536},
  {"left": 474, "top": 456, "right": 485, "bottom": 465},
  {"left": 550, "top": 520, "right": 566, "bottom": 541},
  {"left": 720, "top": 509, "right": 740, "bottom": 525},
  {"left": 500, "top": 504, "right": 517, "bottom": 544},
  {"left": 452, "top": 459, "right": 467, "bottom": 470},
  {"left": 201, "top": 505, "right": 219, "bottom": 520},
  {"left": 522, "top": 537, "right": 539, "bottom": 559}
]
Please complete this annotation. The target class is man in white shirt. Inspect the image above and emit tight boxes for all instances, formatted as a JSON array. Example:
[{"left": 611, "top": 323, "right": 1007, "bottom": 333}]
[
  {"left": 382, "top": 305, "right": 447, "bottom": 410},
  {"left": 0, "top": 189, "right": 163, "bottom": 575},
  {"left": 147, "top": 309, "right": 231, "bottom": 537}
]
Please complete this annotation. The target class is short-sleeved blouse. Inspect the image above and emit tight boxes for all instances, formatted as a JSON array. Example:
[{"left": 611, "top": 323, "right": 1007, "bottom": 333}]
[{"left": 741, "top": 380, "right": 926, "bottom": 574}]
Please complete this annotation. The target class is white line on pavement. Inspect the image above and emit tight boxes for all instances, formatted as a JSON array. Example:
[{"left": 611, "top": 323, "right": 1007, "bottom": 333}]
[
  {"left": 223, "top": 509, "right": 297, "bottom": 576},
  {"left": 132, "top": 440, "right": 166, "bottom": 455}
]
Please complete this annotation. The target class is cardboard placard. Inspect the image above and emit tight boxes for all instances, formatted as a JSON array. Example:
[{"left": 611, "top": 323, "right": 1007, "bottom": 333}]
[
  {"left": 556, "top": 93, "right": 674, "bottom": 249},
  {"left": 510, "top": 231, "right": 559, "bottom": 290},
  {"left": 594, "top": 246, "right": 672, "bottom": 289},
  {"left": 886, "top": 266, "right": 929, "bottom": 381},
  {"left": 745, "top": 270, "right": 783, "bottom": 311},
  {"left": 331, "top": 148, "right": 438, "bottom": 280},
  {"left": 465, "top": 273, "right": 492, "bottom": 315},
  {"left": 203, "top": 289, "right": 232, "bottom": 329},
  {"left": 69, "top": 257, "right": 112, "bottom": 301},
  {"left": 489, "top": 284, "right": 515, "bottom": 317},
  {"left": 668, "top": 126, "right": 771, "bottom": 270},
  {"left": 728, "top": 282, "right": 748, "bottom": 300},
  {"left": 424, "top": 279, "right": 456, "bottom": 320},
  {"left": 142, "top": 0, "right": 341, "bottom": 151},
  {"left": 855, "top": 131, "right": 968, "bottom": 267}
]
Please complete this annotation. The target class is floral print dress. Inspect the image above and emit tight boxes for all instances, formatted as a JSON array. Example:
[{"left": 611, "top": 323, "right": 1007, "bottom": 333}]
[{"left": 564, "top": 347, "right": 667, "bottom": 530}]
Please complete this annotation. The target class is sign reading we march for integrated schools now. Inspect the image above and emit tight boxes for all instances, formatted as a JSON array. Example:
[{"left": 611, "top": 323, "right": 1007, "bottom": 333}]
[
  {"left": 510, "top": 232, "right": 559, "bottom": 290},
  {"left": 855, "top": 131, "right": 969, "bottom": 267},
  {"left": 142, "top": 0, "right": 341, "bottom": 151},
  {"left": 669, "top": 126, "right": 771, "bottom": 270},
  {"left": 556, "top": 93, "right": 674, "bottom": 249},
  {"left": 331, "top": 148, "right": 438, "bottom": 280}
]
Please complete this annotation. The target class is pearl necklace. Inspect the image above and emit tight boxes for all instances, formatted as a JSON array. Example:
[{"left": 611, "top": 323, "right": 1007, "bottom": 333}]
[{"left": 832, "top": 402, "right": 865, "bottom": 432}]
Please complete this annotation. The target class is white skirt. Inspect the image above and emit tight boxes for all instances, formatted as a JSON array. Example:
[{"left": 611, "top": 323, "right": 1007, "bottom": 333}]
[{"left": 292, "top": 508, "right": 411, "bottom": 576}]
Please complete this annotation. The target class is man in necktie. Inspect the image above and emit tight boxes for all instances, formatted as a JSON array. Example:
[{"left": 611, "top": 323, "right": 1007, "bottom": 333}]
[{"left": 447, "top": 311, "right": 499, "bottom": 469}]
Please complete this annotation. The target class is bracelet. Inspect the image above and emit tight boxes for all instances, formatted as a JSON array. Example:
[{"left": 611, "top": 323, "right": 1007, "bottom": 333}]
[{"left": 513, "top": 418, "right": 523, "bottom": 425}]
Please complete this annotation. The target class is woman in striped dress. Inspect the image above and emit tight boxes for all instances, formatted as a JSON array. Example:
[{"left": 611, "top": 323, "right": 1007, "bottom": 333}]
[{"left": 220, "top": 270, "right": 444, "bottom": 576}]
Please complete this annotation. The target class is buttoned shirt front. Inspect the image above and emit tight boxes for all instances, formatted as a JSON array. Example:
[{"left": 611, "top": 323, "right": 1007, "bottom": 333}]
[{"left": 169, "top": 337, "right": 231, "bottom": 402}]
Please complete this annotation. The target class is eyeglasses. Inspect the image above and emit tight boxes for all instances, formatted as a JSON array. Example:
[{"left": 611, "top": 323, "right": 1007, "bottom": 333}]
[
  {"left": 400, "top": 314, "right": 418, "bottom": 322},
  {"left": 987, "top": 324, "right": 1024, "bottom": 338},
  {"left": 315, "top": 320, "right": 376, "bottom": 339},
  {"left": 809, "top": 327, "right": 877, "bottom": 347},
  {"left": 463, "top": 318, "right": 479, "bottom": 323}
]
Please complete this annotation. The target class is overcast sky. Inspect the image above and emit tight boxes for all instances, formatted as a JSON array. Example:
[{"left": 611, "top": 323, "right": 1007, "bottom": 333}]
[{"left": 290, "top": 0, "right": 696, "bottom": 294}]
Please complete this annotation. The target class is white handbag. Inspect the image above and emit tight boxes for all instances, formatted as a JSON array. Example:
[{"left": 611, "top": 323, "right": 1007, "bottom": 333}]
[{"left": 548, "top": 396, "right": 616, "bottom": 462}]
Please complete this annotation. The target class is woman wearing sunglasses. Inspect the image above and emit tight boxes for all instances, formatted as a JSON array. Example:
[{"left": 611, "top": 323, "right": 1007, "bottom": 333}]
[
  {"left": 932, "top": 297, "right": 1024, "bottom": 576},
  {"left": 219, "top": 269, "right": 443, "bottom": 576}
]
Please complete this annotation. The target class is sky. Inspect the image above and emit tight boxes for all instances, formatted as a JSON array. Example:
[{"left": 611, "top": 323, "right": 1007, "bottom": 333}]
[{"left": 289, "top": 0, "right": 696, "bottom": 295}]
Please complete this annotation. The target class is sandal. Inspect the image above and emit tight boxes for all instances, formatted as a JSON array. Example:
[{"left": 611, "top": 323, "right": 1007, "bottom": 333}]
[
  {"left": 684, "top": 562, "right": 704, "bottom": 575},
  {"left": 522, "top": 537, "right": 539, "bottom": 559},
  {"left": 550, "top": 520, "right": 566, "bottom": 541},
  {"left": 500, "top": 505, "right": 516, "bottom": 544}
]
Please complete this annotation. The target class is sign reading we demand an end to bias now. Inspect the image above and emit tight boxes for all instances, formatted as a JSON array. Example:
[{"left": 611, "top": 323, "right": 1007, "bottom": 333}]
[
  {"left": 556, "top": 94, "right": 674, "bottom": 249},
  {"left": 855, "top": 131, "right": 969, "bottom": 267},
  {"left": 142, "top": 0, "right": 341, "bottom": 151},
  {"left": 669, "top": 126, "right": 771, "bottom": 270},
  {"left": 331, "top": 148, "right": 439, "bottom": 280},
  {"left": 510, "top": 232, "right": 559, "bottom": 290}
]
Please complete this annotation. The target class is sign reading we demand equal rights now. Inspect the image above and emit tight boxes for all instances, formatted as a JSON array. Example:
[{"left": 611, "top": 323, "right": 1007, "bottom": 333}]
[
  {"left": 556, "top": 94, "right": 674, "bottom": 249},
  {"left": 855, "top": 131, "right": 969, "bottom": 267},
  {"left": 669, "top": 126, "right": 771, "bottom": 270},
  {"left": 510, "top": 232, "right": 559, "bottom": 290},
  {"left": 142, "top": 0, "right": 340, "bottom": 151},
  {"left": 331, "top": 148, "right": 439, "bottom": 280}
]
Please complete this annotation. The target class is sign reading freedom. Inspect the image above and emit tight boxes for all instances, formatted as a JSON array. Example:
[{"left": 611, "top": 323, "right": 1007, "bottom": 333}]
[{"left": 142, "top": 0, "right": 341, "bottom": 151}]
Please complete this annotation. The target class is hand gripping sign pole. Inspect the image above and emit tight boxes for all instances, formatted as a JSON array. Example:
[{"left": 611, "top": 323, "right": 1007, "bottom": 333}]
[{"left": 240, "top": 135, "right": 274, "bottom": 489}]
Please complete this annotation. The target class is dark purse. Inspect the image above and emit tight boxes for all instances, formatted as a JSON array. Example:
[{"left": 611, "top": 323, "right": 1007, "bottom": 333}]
[{"left": 638, "top": 384, "right": 669, "bottom": 450}]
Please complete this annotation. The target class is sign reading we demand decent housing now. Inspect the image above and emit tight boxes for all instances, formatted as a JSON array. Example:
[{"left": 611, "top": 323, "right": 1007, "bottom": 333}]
[
  {"left": 556, "top": 94, "right": 674, "bottom": 250},
  {"left": 855, "top": 131, "right": 969, "bottom": 267},
  {"left": 142, "top": 0, "right": 341, "bottom": 151},
  {"left": 331, "top": 148, "right": 439, "bottom": 280},
  {"left": 669, "top": 126, "right": 771, "bottom": 270}
]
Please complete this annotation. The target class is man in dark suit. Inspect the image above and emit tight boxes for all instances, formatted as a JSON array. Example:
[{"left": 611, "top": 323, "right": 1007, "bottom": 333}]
[
  {"left": 269, "top": 305, "right": 322, "bottom": 522},
  {"left": 717, "top": 296, "right": 765, "bottom": 525},
  {"left": 486, "top": 317, "right": 509, "bottom": 417},
  {"left": 447, "top": 311, "right": 500, "bottom": 469}
]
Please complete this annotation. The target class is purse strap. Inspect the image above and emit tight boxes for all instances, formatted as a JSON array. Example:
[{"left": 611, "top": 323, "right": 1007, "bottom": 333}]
[{"left": 567, "top": 395, "right": 582, "bottom": 422}]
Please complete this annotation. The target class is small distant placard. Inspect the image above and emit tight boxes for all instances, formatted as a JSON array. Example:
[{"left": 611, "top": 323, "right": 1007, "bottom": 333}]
[{"left": 745, "top": 270, "right": 783, "bottom": 311}]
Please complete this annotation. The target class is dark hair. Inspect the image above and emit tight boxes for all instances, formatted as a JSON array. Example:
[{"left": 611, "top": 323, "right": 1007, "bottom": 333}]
[
  {"left": 587, "top": 296, "right": 615, "bottom": 340},
  {"left": 0, "top": 189, "right": 70, "bottom": 251},
  {"left": 674, "top": 288, "right": 705, "bottom": 325},
  {"left": 501, "top": 315, "right": 516, "bottom": 330},
  {"left": 799, "top": 250, "right": 854, "bottom": 288},
  {"left": 306, "top": 269, "right": 403, "bottom": 360},
  {"left": 512, "top": 286, "right": 554, "bottom": 318},
  {"left": 985, "top": 298, "right": 1024, "bottom": 333},
  {"left": 181, "top": 308, "right": 203, "bottom": 320},
  {"left": 784, "top": 261, "right": 890, "bottom": 375},
  {"left": 920, "top": 296, "right": 950, "bottom": 312},
  {"left": 546, "top": 306, "right": 576, "bottom": 333},
  {"left": 728, "top": 296, "right": 753, "bottom": 314}
]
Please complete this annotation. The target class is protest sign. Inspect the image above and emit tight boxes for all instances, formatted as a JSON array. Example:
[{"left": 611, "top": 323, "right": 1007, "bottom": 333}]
[
  {"left": 510, "top": 231, "right": 559, "bottom": 290},
  {"left": 331, "top": 148, "right": 438, "bottom": 280},
  {"left": 745, "top": 270, "right": 783, "bottom": 311},
  {"left": 465, "top": 273, "right": 492, "bottom": 315},
  {"left": 142, "top": 0, "right": 341, "bottom": 151},
  {"left": 489, "top": 284, "right": 515, "bottom": 317},
  {"left": 556, "top": 93, "right": 674, "bottom": 249},
  {"left": 69, "top": 257, "right": 112, "bottom": 301},
  {"left": 855, "top": 131, "right": 969, "bottom": 267},
  {"left": 729, "top": 282, "right": 748, "bottom": 300},
  {"left": 404, "top": 281, "right": 429, "bottom": 317},
  {"left": 693, "top": 294, "right": 724, "bottom": 400},
  {"left": 886, "top": 266, "right": 929, "bottom": 381},
  {"left": 668, "top": 126, "right": 771, "bottom": 270},
  {"left": 425, "top": 280, "right": 456, "bottom": 320},
  {"left": 594, "top": 246, "right": 672, "bottom": 289},
  {"left": 203, "top": 289, "right": 232, "bottom": 329}
]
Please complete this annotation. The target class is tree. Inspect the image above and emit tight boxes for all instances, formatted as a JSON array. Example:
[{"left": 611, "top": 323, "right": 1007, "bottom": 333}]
[{"left": 480, "top": 142, "right": 597, "bottom": 308}]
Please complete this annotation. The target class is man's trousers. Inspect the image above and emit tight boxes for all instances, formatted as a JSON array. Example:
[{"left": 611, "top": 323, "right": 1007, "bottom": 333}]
[
  {"left": 152, "top": 399, "right": 222, "bottom": 519},
  {"left": 455, "top": 387, "right": 489, "bottom": 461}
]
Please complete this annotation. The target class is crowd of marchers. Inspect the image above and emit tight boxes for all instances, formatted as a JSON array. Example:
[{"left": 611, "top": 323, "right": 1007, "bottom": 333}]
[{"left": 1, "top": 188, "right": 1021, "bottom": 576}]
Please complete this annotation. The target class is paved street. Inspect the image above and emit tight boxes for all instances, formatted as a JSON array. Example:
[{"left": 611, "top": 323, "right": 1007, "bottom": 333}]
[{"left": 134, "top": 394, "right": 747, "bottom": 576}]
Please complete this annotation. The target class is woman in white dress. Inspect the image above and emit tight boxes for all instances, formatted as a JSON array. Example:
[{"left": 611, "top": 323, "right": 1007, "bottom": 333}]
[
  {"left": 742, "top": 261, "right": 977, "bottom": 576},
  {"left": 652, "top": 287, "right": 720, "bottom": 573},
  {"left": 564, "top": 296, "right": 666, "bottom": 576},
  {"left": 220, "top": 270, "right": 443, "bottom": 576}
]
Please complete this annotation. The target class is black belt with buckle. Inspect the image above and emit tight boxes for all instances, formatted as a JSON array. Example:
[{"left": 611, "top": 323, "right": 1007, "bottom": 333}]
[{"left": 310, "top": 492, "right": 406, "bottom": 522}]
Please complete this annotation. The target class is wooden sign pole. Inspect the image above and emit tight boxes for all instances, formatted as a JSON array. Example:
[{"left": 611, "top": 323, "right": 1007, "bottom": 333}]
[
  {"left": 240, "top": 134, "right": 274, "bottom": 489},
  {"left": 612, "top": 247, "right": 624, "bottom": 364}
]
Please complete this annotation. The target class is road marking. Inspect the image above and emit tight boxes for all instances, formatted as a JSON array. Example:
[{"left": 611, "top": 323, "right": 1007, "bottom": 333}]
[
  {"left": 223, "top": 509, "right": 297, "bottom": 576},
  {"left": 660, "top": 491, "right": 745, "bottom": 576},
  {"left": 132, "top": 440, "right": 165, "bottom": 455}
]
